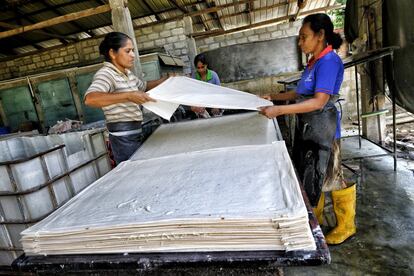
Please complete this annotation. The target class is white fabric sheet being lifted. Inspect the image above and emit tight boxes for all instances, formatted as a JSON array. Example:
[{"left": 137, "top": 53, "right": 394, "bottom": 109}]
[
  {"left": 21, "top": 142, "right": 316, "bottom": 255},
  {"left": 142, "top": 76, "right": 272, "bottom": 120}
]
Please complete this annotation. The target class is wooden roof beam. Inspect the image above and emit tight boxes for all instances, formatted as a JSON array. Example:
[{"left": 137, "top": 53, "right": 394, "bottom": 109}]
[
  {"left": 0, "top": 21, "right": 77, "bottom": 42},
  {"left": 167, "top": 0, "right": 209, "bottom": 31},
  {"left": 247, "top": 0, "right": 254, "bottom": 25},
  {"left": 293, "top": 0, "right": 308, "bottom": 21},
  {"left": 13, "top": 7, "right": 70, "bottom": 44},
  {"left": 168, "top": 0, "right": 188, "bottom": 14},
  {"left": 193, "top": 2, "right": 210, "bottom": 31},
  {"left": 141, "top": 0, "right": 161, "bottom": 21},
  {"left": 0, "top": 4, "right": 111, "bottom": 40},
  {"left": 210, "top": 1, "right": 224, "bottom": 31},
  {"left": 196, "top": 1, "right": 293, "bottom": 24},
  {"left": 40, "top": 0, "right": 96, "bottom": 37},
  {"left": 134, "top": 0, "right": 251, "bottom": 29},
  {"left": 3, "top": 0, "right": 90, "bottom": 21},
  {"left": 191, "top": 4, "right": 344, "bottom": 38}
]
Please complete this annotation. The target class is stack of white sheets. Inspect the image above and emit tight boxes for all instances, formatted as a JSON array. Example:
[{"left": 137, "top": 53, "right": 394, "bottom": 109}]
[{"left": 21, "top": 142, "right": 316, "bottom": 255}]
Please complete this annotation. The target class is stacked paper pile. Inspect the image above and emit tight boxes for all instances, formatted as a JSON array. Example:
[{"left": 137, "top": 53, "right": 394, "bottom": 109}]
[{"left": 21, "top": 142, "right": 315, "bottom": 255}]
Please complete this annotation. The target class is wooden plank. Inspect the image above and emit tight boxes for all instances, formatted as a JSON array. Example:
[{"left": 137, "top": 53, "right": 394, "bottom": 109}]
[
  {"left": 168, "top": 0, "right": 188, "bottom": 14},
  {"left": 109, "top": 0, "right": 143, "bottom": 78},
  {"left": 0, "top": 21, "right": 77, "bottom": 41},
  {"left": 0, "top": 5, "right": 111, "bottom": 40},
  {"left": 191, "top": 4, "right": 344, "bottom": 38},
  {"left": 200, "top": 1, "right": 290, "bottom": 24},
  {"left": 142, "top": 0, "right": 161, "bottom": 21},
  {"left": 39, "top": 0, "right": 95, "bottom": 38}
]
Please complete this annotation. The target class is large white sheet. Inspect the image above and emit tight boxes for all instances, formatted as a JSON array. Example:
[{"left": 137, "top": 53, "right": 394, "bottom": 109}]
[
  {"left": 142, "top": 76, "right": 272, "bottom": 120},
  {"left": 130, "top": 113, "right": 281, "bottom": 161}
]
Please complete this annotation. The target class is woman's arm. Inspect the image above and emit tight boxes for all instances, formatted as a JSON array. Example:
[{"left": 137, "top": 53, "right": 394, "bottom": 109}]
[
  {"left": 146, "top": 75, "right": 169, "bottom": 91},
  {"left": 259, "top": 92, "right": 330, "bottom": 118},
  {"left": 262, "top": 91, "right": 297, "bottom": 101},
  {"left": 84, "top": 91, "right": 155, "bottom": 108}
]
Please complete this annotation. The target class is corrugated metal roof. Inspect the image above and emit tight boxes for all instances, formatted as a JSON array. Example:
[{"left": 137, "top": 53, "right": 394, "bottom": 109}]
[
  {"left": 36, "top": 38, "right": 63, "bottom": 48},
  {"left": 0, "top": 0, "right": 343, "bottom": 59}
]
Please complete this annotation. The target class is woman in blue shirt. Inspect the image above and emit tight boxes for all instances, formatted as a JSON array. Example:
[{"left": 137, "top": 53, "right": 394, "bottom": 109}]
[{"left": 260, "top": 13, "right": 355, "bottom": 245}]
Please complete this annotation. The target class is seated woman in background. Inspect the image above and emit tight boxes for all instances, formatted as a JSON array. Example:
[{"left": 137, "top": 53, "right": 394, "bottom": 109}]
[{"left": 189, "top": 53, "right": 222, "bottom": 118}]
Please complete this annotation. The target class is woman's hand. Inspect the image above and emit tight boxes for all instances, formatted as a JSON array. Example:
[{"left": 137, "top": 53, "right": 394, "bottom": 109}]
[
  {"left": 127, "top": 92, "right": 156, "bottom": 104},
  {"left": 259, "top": 105, "right": 284, "bottom": 119}
]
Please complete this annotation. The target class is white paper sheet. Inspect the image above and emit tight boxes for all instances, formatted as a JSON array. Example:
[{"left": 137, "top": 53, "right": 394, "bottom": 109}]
[
  {"left": 130, "top": 113, "right": 281, "bottom": 161},
  {"left": 21, "top": 143, "right": 316, "bottom": 254},
  {"left": 142, "top": 76, "right": 273, "bottom": 120}
]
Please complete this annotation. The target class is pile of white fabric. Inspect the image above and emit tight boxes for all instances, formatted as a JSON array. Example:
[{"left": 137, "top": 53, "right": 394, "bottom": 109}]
[{"left": 21, "top": 142, "right": 315, "bottom": 255}]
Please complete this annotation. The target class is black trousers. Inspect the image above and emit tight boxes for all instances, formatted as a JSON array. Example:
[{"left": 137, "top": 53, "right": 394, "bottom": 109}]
[
  {"left": 292, "top": 102, "right": 338, "bottom": 207},
  {"left": 107, "top": 121, "right": 144, "bottom": 166}
]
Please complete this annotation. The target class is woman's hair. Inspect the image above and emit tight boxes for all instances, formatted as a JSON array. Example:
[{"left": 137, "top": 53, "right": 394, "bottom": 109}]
[
  {"left": 99, "top": 32, "right": 131, "bottom": 61},
  {"left": 302, "top": 13, "right": 343, "bottom": 49},
  {"left": 194, "top": 53, "right": 208, "bottom": 67}
]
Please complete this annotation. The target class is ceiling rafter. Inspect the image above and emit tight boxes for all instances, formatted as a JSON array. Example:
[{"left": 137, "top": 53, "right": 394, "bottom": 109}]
[
  {"left": 195, "top": 1, "right": 292, "bottom": 24},
  {"left": 39, "top": 0, "right": 96, "bottom": 38},
  {"left": 247, "top": 0, "right": 254, "bottom": 25},
  {"left": 286, "top": 0, "right": 290, "bottom": 20},
  {"left": 167, "top": 0, "right": 188, "bottom": 14},
  {"left": 191, "top": 4, "right": 344, "bottom": 38},
  {"left": 141, "top": 0, "right": 161, "bottom": 21},
  {"left": 0, "top": 21, "right": 77, "bottom": 42},
  {"left": 0, "top": 5, "right": 111, "bottom": 40},
  {"left": 167, "top": 0, "right": 209, "bottom": 31},
  {"left": 209, "top": 1, "right": 224, "bottom": 31},
  {"left": 192, "top": 2, "right": 210, "bottom": 31},
  {"left": 12, "top": 7, "right": 70, "bottom": 45},
  {"left": 3, "top": 0, "right": 90, "bottom": 21}
]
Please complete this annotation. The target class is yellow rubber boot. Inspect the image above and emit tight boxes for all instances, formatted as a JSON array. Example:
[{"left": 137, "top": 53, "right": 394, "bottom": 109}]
[
  {"left": 325, "top": 184, "right": 356, "bottom": 244},
  {"left": 312, "top": 193, "right": 325, "bottom": 225}
]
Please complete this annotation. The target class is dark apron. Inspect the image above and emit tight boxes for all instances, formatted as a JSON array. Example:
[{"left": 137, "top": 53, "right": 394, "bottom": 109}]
[
  {"left": 292, "top": 95, "right": 338, "bottom": 207},
  {"left": 107, "top": 121, "right": 144, "bottom": 165}
]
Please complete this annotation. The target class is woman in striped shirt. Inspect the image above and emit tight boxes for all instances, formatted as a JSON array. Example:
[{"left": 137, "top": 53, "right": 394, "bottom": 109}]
[{"left": 85, "top": 32, "right": 168, "bottom": 165}]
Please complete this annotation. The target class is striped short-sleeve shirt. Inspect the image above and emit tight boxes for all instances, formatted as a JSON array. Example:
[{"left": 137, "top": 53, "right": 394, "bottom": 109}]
[{"left": 85, "top": 62, "right": 147, "bottom": 123}]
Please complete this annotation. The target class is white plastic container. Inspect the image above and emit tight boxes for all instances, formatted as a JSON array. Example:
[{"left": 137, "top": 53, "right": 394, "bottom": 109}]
[{"left": 0, "top": 129, "right": 111, "bottom": 266}]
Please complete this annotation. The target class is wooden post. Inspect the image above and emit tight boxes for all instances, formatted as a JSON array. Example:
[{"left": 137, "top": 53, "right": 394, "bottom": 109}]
[
  {"left": 27, "top": 78, "right": 46, "bottom": 134},
  {"left": 67, "top": 71, "right": 85, "bottom": 123},
  {"left": 359, "top": 0, "right": 386, "bottom": 142},
  {"left": 0, "top": 100, "right": 9, "bottom": 128},
  {"left": 108, "top": 0, "right": 143, "bottom": 78},
  {"left": 183, "top": 16, "right": 197, "bottom": 74}
]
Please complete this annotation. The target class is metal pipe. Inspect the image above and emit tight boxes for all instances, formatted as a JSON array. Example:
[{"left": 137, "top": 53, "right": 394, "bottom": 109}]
[{"left": 355, "top": 65, "right": 362, "bottom": 148}]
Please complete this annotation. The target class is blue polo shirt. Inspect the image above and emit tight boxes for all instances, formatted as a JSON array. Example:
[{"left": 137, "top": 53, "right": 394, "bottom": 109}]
[{"left": 296, "top": 47, "right": 344, "bottom": 138}]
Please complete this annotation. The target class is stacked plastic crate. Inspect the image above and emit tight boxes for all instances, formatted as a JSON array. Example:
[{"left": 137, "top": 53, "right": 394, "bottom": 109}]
[{"left": 0, "top": 129, "right": 111, "bottom": 266}]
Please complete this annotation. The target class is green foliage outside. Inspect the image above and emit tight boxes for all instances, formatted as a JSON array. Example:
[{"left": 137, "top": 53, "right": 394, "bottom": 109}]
[{"left": 329, "top": 0, "right": 346, "bottom": 29}]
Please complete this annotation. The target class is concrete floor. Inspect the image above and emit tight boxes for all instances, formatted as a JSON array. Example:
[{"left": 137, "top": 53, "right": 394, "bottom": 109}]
[{"left": 284, "top": 136, "right": 414, "bottom": 275}]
